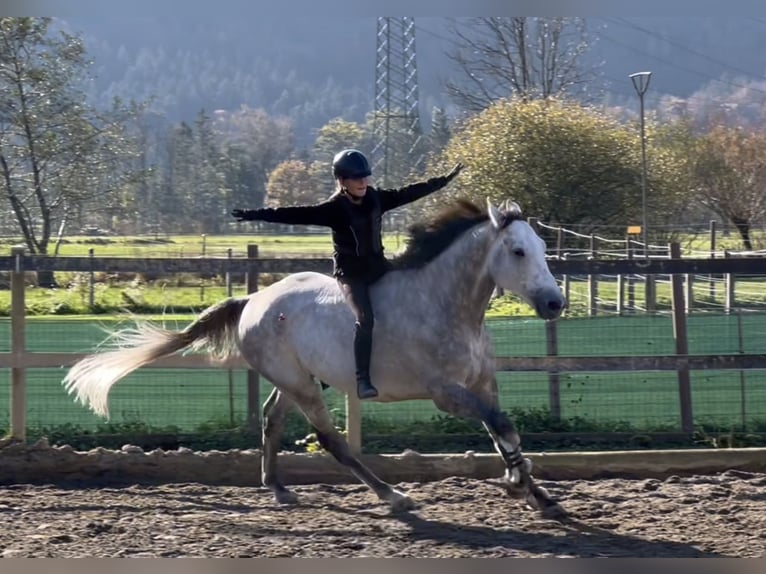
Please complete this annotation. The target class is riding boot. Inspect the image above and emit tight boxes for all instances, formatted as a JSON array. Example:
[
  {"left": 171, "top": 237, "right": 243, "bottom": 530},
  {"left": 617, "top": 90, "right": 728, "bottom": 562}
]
[{"left": 354, "top": 323, "right": 378, "bottom": 399}]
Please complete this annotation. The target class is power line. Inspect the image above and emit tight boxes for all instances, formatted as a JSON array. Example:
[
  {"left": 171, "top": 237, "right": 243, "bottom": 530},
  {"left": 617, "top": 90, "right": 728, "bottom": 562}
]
[
  {"left": 607, "top": 17, "right": 766, "bottom": 86},
  {"left": 598, "top": 29, "right": 766, "bottom": 98},
  {"left": 413, "top": 22, "right": 453, "bottom": 45}
]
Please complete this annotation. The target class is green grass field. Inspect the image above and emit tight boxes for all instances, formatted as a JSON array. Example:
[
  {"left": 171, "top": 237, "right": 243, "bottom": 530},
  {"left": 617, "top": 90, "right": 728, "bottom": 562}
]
[{"left": 1, "top": 313, "right": 765, "bottom": 436}]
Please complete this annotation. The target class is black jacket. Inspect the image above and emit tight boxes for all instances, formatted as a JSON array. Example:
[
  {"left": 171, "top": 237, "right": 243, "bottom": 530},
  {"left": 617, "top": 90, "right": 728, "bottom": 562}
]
[{"left": 248, "top": 176, "right": 450, "bottom": 279}]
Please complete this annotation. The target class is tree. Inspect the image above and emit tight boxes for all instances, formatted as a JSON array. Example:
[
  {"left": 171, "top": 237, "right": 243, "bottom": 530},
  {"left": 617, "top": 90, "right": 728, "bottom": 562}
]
[
  {"left": 427, "top": 106, "right": 452, "bottom": 157},
  {"left": 0, "top": 18, "right": 141, "bottom": 285},
  {"left": 215, "top": 106, "right": 295, "bottom": 211},
  {"left": 691, "top": 125, "right": 766, "bottom": 250},
  {"left": 444, "top": 17, "right": 594, "bottom": 111},
  {"left": 265, "top": 159, "right": 324, "bottom": 208},
  {"left": 436, "top": 97, "right": 645, "bottom": 229},
  {"left": 112, "top": 101, "right": 163, "bottom": 234},
  {"left": 158, "top": 121, "right": 195, "bottom": 234},
  {"left": 311, "top": 117, "right": 369, "bottom": 164},
  {"left": 641, "top": 118, "right": 707, "bottom": 244},
  {"left": 190, "top": 110, "right": 229, "bottom": 233}
]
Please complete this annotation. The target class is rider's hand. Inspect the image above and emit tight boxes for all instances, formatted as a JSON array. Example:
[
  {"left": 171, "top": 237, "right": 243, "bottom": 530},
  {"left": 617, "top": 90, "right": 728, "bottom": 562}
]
[
  {"left": 444, "top": 162, "right": 464, "bottom": 183},
  {"left": 231, "top": 208, "right": 260, "bottom": 221}
]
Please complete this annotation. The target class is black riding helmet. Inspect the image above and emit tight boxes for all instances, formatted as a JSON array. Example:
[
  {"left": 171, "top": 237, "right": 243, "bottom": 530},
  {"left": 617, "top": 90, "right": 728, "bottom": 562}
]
[{"left": 332, "top": 149, "right": 372, "bottom": 179}]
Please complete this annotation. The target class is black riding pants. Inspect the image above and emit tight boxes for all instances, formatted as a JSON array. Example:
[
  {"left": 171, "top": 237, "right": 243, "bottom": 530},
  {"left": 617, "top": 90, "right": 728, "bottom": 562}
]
[{"left": 337, "top": 276, "right": 376, "bottom": 382}]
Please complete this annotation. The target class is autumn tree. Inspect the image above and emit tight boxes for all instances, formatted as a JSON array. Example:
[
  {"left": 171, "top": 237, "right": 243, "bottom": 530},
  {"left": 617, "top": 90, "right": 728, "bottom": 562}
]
[
  {"left": 265, "top": 159, "right": 324, "bottom": 208},
  {"left": 311, "top": 117, "right": 369, "bottom": 164},
  {"left": 691, "top": 125, "right": 766, "bottom": 250},
  {"left": 444, "top": 17, "right": 594, "bottom": 111}
]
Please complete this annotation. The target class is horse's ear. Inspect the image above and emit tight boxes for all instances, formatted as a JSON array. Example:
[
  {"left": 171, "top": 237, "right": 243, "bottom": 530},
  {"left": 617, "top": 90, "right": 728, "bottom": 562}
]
[
  {"left": 507, "top": 200, "right": 522, "bottom": 216},
  {"left": 487, "top": 197, "right": 504, "bottom": 229}
]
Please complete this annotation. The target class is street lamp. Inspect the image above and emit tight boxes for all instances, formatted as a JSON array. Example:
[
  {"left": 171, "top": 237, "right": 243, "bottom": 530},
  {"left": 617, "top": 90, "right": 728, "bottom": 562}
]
[{"left": 629, "top": 70, "right": 652, "bottom": 258}]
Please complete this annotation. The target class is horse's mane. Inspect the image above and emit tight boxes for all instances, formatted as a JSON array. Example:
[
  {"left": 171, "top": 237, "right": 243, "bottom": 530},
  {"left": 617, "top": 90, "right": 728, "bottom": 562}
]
[{"left": 390, "top": 198, "right": 518, "bottom": 270}]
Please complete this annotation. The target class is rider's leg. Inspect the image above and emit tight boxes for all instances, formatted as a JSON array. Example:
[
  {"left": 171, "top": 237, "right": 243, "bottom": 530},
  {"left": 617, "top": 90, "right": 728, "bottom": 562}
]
[{"left": 338, "top": 278, "right": 378, "bottom": 399}]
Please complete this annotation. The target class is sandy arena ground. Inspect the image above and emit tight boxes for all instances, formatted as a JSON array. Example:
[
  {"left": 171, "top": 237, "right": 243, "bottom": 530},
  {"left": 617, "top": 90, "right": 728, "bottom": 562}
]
[{"left": 0, "top": 470, "right": 763, "bottom": 557}]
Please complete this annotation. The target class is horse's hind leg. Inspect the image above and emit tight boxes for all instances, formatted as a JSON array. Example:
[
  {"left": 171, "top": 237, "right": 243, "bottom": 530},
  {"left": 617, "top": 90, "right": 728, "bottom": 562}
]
[
  {"left": 429, "top": 378, "right": 564, "bottom": 518},
  {"left": 261, "top": 387, "right": 299, "bottom": 504},
  {"left": 289, "top": 381, "right": 416, "bottom": 512}
]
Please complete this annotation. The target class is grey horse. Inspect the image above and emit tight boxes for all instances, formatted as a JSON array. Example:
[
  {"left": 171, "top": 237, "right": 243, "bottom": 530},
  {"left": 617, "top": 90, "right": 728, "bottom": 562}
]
[{"left": 63, "top": 198, "right": 566, "bottom": 516}]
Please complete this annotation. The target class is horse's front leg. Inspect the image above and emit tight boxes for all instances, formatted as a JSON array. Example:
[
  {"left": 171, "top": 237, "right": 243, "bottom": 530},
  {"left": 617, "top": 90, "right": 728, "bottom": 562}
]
[{"left": 428, "top": 378, "right": 564, "bottom": 518}]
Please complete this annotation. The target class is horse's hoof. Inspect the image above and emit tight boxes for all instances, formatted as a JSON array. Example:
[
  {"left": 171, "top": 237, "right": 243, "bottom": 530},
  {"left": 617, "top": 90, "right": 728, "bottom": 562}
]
[
  {"left": 357, "top": 387, "right": 379, "bottom": 400},
  {"left": 500, "top": 479, "right": 527, "bottom": 500},
  {"left": 539, "top": 501, "right": 567, "bottom": 520},
  {"left": 388, "top": 489, "right": 417, "bottom": 512},
  {"left": 274, "top": 489, "right": 300, "bottom": 505}
]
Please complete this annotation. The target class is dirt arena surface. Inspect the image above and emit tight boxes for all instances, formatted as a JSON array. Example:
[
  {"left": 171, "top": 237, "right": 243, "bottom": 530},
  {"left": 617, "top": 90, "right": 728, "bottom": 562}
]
[{"left": 0, "top": 470, "right": 763, "bottom": 558}]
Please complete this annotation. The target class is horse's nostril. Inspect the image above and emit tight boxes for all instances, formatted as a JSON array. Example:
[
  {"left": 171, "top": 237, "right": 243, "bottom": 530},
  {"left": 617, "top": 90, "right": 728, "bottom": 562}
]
[{"left": 548, "top": 300, "right": 562, "bottom": 311}]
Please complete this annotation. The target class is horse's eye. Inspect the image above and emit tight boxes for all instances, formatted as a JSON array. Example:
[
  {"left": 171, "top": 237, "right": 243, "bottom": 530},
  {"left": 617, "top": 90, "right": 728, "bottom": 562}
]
[{"left": 513, "top": 248, "right": 525, "bottom": 258}]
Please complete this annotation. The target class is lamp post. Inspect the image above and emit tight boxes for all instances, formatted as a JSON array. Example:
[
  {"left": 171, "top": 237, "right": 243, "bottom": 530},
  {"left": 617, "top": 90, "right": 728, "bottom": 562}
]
[{"left": 630, "top": 71, "right": 651, "bottom": 258}]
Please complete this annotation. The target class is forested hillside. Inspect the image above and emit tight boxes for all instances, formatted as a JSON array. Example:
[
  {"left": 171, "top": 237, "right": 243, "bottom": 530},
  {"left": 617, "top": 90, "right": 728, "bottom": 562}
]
[{"left": 55, "top": 12, "right": 766, "bottom": 145}]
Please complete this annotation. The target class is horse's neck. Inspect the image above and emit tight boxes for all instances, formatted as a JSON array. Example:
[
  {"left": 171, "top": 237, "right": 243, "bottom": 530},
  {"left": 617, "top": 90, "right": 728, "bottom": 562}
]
[{"left": 416, "top": 222, "right": 496, "bottom": 327}]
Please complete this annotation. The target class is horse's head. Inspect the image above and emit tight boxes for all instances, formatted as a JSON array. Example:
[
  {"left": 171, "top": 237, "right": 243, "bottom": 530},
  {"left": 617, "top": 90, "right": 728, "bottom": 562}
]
[{"left": 485, "top": 198, "right": 565, "bottom": 320}]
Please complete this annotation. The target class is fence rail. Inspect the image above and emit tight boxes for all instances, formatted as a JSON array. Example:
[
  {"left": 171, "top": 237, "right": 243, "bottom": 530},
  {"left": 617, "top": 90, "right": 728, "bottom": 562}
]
[{"left": 4, "top": 245, "right": 766, "bottom": 451}]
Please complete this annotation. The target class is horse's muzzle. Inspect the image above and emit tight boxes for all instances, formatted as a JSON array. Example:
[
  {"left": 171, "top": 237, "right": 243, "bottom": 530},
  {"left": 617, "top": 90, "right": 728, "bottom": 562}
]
[{"left": 533, "top": 289, "right": 566, "bottom": 320}]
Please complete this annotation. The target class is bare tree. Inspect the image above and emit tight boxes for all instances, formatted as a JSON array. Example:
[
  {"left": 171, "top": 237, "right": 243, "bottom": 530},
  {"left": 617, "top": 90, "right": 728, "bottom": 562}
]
[
  {"left": 0, "top": 18, "right": 142, "bottom": 285},
  {"left": 444, "top": 17, "right": 594, "bottom": 111},
  {"left": 692, "top": 124, "right": 766, "bottom": 251}
]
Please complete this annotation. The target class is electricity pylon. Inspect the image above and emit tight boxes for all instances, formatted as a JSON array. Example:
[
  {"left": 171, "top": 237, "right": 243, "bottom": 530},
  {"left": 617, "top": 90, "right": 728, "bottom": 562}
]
[{"left": 371, "top": 17, "right": 425, "bottom": 188}]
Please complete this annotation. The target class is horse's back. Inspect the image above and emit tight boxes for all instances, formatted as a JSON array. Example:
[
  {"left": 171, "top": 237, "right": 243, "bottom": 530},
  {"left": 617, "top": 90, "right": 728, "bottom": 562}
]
[
  {"left": 236, "top": 271, "right": 346, "bottom": 365},
  {"left": 241, "top": 271, "right": 343, "bottom": 323}
]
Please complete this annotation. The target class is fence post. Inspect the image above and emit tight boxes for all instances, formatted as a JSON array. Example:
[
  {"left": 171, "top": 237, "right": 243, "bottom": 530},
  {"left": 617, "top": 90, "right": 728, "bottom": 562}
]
[
  {"left": 670, "top": 242, "right": 693, "bottom": 434},
  {"left": 724, "top": 250, "right": 735, "bottom": 314},
  {"left": 199, "top": 234, "right": 207, "bottom": 302},
  {"left": 617, "top": 235, "right": 628, "bottom": 315},
  {"left": 545, "top": 319, "right": 561, "bottom": 420},
  {"left": 246, "top": 244, "right": 261, "bottom": 440},
  {"left": 88, "top": 247, "right": 95, "bottom": 310},
  {"left": 645, "top": 240, "right": 657, "bottom": 313},
  {"left": 627, "top": 239, "right": 636, "bottom": 313},
  {"left": 588, "top": 234, "right": 597, "bottom": 316},
  {"left": 709, "top": 220, "right": 716, "bottom": 300},
  {"left": 10, "top": 246, "right": 26, "bottom": 442},
  {"left": 685, "top": 272, "right": 694, "bottom": 314},
  {"left": 225, "top": 248, "right": 233, "bottom": 297}
]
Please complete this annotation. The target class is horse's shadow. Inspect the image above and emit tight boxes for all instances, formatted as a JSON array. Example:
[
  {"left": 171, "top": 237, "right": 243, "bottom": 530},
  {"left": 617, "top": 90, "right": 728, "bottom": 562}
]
[
  {"left": 386, "top": 508, "right": 720, "bottom": 558},
  {"left": 218, "top": 497, "right": 722, "bottom": 558}
]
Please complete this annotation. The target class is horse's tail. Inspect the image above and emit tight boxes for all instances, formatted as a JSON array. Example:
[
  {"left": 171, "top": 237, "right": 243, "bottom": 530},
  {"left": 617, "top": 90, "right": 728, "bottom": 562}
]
[{"left": 62, "top": 296, "right": 250, "bottom": 418}]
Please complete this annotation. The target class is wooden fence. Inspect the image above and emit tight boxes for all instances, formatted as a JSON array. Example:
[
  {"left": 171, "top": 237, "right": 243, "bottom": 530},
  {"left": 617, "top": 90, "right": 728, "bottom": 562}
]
[{"left": 3, "top": 244, "right": 766, "bottom": 451}]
